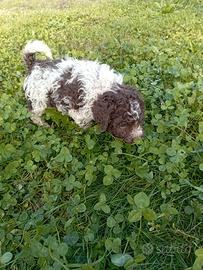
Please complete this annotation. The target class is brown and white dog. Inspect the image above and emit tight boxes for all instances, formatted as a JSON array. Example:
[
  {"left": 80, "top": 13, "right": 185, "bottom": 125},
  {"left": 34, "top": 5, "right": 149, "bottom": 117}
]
[{"left": 23, "top": 40, "right": 144, "bottom": 143}]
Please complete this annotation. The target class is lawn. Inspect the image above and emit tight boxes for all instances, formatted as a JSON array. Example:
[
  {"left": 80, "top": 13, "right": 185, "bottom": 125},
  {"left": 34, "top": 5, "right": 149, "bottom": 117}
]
[{"left": 0, "top": 0, "right": 202, "bottom": 269}]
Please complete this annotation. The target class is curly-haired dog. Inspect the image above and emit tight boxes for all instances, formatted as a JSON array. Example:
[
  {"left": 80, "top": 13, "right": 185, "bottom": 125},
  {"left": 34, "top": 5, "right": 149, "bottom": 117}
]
[{"left": 23, "top": 40, "right": 144, "bottom": 143}]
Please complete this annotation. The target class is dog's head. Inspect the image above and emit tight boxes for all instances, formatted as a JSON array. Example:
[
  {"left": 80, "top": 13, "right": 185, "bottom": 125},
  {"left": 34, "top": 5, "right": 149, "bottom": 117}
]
[{"left": 92, "top": 85, "right": 144, "bottom": 144}]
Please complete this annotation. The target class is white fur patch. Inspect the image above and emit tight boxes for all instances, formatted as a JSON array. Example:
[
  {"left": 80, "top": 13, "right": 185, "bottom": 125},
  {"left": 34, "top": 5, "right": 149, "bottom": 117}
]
[
  {"left": 131, "top": 126, "right": 143, "bottom": 138},
  {"left": 24, "top": 66, "right": 61, "bottom": 114},
  {"left": 23, "top": 40, "right": 53, "bottom": 59}
]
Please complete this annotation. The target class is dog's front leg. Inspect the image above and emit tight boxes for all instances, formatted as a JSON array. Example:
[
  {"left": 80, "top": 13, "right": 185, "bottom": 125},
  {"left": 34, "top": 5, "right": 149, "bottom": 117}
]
[{"left": 30, "top": 113, "right": 50, "bottom": 127}]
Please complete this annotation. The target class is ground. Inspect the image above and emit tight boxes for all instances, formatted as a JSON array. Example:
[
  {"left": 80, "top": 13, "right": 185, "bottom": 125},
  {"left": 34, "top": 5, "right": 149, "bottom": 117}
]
[{"left": 0, "top": 0, "right": 202, "bottom": 269}]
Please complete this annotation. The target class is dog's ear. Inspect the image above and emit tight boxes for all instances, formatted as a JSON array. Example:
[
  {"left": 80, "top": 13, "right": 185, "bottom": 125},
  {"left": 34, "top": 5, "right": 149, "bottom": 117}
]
[{"left": 92, "top": 92, "right": 115, "bottom": 131}]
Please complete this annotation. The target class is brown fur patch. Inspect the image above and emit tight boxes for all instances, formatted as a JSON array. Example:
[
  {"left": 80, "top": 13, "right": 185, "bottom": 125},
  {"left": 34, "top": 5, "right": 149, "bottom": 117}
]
[
  {"left": 92, "top": 84, "right": 144, "bottom": 143},
  {"left": 24, "top": 57, "right": 63, "bottom": 73},
  {"left": 50, "top": 69, "right": 84, "bottom": 111},
  {"left": 35, "top": 59, "right": 63, "bottom": 69},
  {"left": 24, "top": 53, "right": 35, "bottom": 73}
]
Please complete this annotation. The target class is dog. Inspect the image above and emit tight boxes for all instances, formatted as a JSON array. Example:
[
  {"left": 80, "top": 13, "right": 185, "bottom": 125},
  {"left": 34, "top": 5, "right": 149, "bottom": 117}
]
[{"left": 23, "top": 40, "right": 144, "bottom": 143}]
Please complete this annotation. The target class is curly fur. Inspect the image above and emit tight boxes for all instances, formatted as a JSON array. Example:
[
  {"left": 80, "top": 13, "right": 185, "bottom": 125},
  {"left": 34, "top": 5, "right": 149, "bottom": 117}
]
[{"left": 23, "top": 40, "right": 144, "bottom": 143}]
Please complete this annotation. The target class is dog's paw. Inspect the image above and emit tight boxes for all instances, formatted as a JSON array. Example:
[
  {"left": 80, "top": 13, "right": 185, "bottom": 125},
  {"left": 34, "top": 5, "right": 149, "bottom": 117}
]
[{"left": 43, "top": 122, "right": 51, "bottom": 128}]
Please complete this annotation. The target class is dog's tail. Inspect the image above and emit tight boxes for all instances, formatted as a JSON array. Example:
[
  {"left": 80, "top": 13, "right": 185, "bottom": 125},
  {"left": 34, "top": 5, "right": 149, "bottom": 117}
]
[{"left": 23, "top": 40, "right": 53, "bottom": 71}]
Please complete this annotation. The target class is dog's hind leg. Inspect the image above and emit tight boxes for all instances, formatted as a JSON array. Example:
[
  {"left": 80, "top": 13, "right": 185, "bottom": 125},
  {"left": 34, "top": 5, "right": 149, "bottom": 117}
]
[{"left": 29, "top": 102, "right": 50, "bottom": 127}]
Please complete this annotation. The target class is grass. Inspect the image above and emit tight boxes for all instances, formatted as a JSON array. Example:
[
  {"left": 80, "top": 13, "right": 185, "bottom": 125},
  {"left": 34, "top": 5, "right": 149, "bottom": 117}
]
[{"left": 0, "top": 0, "right": 203, "bottom": 269}]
